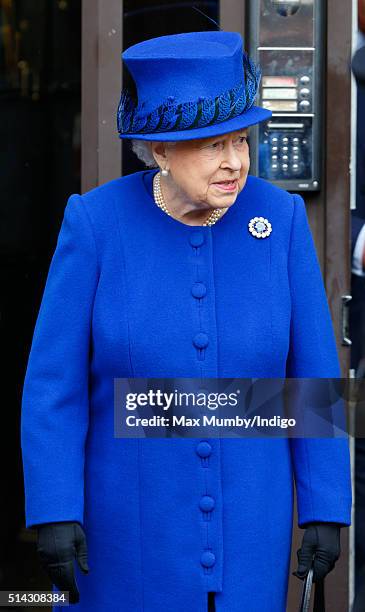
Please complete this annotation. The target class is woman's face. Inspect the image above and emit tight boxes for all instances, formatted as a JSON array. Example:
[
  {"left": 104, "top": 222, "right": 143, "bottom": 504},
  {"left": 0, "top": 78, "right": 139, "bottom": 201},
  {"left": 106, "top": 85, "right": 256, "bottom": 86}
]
[{"left": 152, "top": 128, "right": 250, "bottom": 211}]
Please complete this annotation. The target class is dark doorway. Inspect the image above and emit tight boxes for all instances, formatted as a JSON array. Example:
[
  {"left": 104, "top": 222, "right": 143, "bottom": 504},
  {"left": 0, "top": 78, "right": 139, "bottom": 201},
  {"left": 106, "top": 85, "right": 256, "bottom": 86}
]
[{"left": 0, "top": 0, "right": 81, "bottom": 597}]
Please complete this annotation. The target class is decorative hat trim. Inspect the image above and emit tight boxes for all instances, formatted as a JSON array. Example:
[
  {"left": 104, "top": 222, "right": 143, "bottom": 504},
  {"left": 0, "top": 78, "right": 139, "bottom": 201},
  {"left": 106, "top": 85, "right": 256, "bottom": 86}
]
[{"left": 117, "top": 53, "right": 261, "bottom": 136}]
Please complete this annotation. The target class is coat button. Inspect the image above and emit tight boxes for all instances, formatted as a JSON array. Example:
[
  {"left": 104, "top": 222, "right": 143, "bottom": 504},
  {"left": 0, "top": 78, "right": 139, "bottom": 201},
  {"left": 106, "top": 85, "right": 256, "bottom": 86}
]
[
  {"left": 196, "top": 441, "right": 212, "bottom": 457},
  {"left": 191, "top": 282, "right": 207, "bottom": 299},
  {"left": 199, "top": 495, "right": 215, "bottom": 512},
  {"left": 189, "top": 232, "right": 205, "bottom": 247},
  {"left": 200, "top": 551, "right": 216, "bottom": 568},
  {"left": 193, "top": 332, "right": 209, "bottom": 349}
]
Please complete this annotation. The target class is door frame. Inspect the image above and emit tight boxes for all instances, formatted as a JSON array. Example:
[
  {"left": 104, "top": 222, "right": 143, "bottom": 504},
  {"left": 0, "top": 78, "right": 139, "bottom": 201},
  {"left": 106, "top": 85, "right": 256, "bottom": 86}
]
[{"left": 81, "top": 0, "right": 122, "bottom": 192}]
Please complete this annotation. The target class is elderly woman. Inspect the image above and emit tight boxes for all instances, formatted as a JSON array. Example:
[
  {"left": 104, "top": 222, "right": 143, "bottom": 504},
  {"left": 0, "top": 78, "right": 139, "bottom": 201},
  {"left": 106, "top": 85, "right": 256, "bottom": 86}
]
[{"left": 21, "top": 31, "right": 352, "bottom": 612}]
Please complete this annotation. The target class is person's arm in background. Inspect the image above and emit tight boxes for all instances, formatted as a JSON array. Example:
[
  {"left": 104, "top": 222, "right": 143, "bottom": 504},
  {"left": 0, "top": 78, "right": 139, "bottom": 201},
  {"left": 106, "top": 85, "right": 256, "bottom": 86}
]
[
  {"left": 286, "top": 195, "right": 352, "bottom": 582},
  {"left": 359, "top": 0, "right": 365, "bottom": 36},
  {"left": 21, "top": 194, "right": 99, "bottom": 602},
  {"left": 352, "top": 216, "right": 365, "bottom": 277}
]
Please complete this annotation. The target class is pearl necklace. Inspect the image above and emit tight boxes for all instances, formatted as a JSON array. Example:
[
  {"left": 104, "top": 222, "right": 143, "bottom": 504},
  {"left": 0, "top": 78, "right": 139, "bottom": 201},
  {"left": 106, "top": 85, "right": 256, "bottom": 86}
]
[{"left": 152, "top": 171, "right": 226, "bottom": 226}]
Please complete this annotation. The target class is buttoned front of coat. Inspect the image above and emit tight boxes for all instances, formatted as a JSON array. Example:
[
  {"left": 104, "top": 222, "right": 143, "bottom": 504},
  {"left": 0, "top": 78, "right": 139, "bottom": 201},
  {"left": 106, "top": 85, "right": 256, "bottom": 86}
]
[{"left": 21, "top": 169, "right": 352, "bottom": 612}]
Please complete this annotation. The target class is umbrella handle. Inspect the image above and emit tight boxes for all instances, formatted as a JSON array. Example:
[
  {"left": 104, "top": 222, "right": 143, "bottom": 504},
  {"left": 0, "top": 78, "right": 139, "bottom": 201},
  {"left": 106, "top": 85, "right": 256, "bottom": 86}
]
[{"left": 299, "top": 566, "right": 326, "bottom": 612}]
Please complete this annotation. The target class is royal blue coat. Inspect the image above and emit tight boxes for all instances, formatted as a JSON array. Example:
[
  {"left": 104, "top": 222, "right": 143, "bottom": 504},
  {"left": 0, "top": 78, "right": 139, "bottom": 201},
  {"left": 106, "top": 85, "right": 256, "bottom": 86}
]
[{"left": 21, "top": 169, "right": 352, "bottom": 611}]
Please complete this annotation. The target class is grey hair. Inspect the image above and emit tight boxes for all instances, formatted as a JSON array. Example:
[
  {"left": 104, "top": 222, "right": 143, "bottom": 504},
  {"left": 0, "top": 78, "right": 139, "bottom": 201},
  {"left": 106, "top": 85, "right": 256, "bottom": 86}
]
[{"left": 130, "top": 139, "right": 177, "bottom": 168}]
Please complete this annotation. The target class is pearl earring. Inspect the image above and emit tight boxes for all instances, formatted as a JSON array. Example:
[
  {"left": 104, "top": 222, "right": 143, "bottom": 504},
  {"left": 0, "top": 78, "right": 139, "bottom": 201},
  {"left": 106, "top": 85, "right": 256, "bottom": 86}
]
[{"left": 161, "top": 168, "right": 169, "bottom": 177}]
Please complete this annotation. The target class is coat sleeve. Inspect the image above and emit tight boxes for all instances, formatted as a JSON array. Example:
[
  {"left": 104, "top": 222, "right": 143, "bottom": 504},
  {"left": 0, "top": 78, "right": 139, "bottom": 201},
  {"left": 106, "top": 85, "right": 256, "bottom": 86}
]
[
  {"left": 21, "top": 194, "right": 99, "bottom": 529},
  {"left": 287, "top": 193, "right": 352, "bottom": 527}
]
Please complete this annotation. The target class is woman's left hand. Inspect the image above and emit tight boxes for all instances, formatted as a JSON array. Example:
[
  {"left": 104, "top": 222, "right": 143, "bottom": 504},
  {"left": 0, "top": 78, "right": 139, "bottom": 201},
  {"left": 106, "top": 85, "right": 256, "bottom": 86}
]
[{"left": 292, "top": 522, "right": 342, "bottom": 582}]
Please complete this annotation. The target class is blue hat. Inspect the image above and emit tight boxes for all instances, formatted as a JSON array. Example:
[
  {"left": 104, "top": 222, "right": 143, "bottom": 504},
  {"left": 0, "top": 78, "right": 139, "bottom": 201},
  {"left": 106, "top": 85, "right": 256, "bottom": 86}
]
[{"left": 117, "top": 31, "right": 272, "bottom": 142}]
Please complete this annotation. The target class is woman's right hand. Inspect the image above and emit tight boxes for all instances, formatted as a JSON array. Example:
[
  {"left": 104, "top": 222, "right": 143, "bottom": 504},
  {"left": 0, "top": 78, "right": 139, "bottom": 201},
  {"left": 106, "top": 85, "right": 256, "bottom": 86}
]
[{"left": 36, "top": 521, "right": 89, "bottom": 604}]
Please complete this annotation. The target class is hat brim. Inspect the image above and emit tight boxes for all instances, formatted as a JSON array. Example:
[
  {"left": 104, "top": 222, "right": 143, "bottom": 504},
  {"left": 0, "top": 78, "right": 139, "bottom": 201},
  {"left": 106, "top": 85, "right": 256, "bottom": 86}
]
[{"left": 118, "top": 106, "right": 272, "bottom": 142}]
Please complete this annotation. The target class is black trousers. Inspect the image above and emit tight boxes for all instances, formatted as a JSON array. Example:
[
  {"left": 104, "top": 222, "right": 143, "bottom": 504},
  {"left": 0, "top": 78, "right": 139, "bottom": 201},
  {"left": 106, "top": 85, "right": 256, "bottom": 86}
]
[
  {"left": 208, "top": 592, "right": 215, "bottom": 611},
  {"left": 355, "top": 438, "right": 365, "bottom": 608}
]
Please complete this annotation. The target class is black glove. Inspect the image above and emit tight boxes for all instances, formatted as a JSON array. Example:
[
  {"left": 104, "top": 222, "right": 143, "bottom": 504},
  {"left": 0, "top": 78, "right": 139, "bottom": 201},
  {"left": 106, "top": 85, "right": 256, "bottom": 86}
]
[
  {"left": 292, "top": 522, "right": 341, "bottom": 583},
  {"left": 36, "top": 521, "right": 89, "bottom": 604}
]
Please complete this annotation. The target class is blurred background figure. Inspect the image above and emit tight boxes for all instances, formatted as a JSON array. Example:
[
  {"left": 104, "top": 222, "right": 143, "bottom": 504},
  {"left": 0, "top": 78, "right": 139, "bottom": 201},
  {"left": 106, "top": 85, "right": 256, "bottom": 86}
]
[{"left": 350, "top": 1, "right": 365, "bottom": 610}]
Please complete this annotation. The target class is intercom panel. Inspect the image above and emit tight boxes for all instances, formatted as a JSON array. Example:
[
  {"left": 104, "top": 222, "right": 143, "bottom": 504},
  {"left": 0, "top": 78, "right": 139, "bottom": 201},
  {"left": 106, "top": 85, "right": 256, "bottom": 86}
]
[{"left": 248, "top": 0, "right": 324, "bottom": 191}]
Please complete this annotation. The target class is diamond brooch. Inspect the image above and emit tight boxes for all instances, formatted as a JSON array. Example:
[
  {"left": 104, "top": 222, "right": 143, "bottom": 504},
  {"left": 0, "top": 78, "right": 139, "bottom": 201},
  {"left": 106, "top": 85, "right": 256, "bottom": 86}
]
[{"left": 248, "top": 216, "right": 272, "bottom": 239}]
